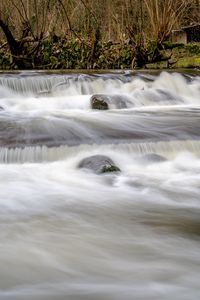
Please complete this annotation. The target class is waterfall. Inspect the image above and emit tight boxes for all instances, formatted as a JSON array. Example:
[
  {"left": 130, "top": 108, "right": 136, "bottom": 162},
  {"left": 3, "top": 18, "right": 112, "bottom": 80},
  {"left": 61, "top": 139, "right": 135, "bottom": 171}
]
[{"left": 0, "top": 140, "right": 200, "bottom": 163}]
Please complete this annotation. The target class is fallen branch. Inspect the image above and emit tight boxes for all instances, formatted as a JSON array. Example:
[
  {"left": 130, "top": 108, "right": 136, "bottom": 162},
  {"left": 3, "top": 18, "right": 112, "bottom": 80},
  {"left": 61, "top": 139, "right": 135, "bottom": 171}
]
[{"left": 0, "top": 41, "right": 8, "bottom": 50}]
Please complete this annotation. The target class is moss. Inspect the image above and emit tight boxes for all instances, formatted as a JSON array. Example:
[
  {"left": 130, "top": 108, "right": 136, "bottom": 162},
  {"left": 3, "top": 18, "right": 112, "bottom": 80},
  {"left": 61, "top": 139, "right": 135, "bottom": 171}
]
[
  {"left": 185, "top": 44, "right": 200, "bottom": 55},
  {"left": 163, "top": 41, "right": 185, "bottom": 50},
  {"left": 101, "top": 165, "right": 121, "bottom": 173},
  {"left": 172, "top": 56, "right": 200, "bottom": 68},
  {"left": 163, "top": 40, "right": 174, "bottom": 49}
]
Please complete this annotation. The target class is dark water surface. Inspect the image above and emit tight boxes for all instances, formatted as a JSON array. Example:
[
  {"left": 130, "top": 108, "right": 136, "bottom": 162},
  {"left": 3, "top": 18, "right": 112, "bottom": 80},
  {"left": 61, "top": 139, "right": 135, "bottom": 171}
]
[{"left": 0, "top": 71, "right": 200, "bottom": 300}]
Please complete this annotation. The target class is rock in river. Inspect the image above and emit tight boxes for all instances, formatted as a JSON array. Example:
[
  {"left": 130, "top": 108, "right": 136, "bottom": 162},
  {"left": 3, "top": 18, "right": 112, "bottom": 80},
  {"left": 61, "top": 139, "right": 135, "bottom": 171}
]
[
  {"left": 139, "top": 153, "right": 167, "bottom": 163},
  {"left": 78, "top": 155, "right": 121, "bottom": 174},
  {"left": 90, "top": 94, "right": 132, "bottom": 110},
  {"left": 91, "top": 95, "right": 109, "bottom": 110}
]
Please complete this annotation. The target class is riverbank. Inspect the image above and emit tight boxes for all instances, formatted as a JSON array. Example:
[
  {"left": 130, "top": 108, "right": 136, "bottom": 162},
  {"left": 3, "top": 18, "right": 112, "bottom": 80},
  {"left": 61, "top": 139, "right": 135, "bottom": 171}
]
[
  {"left": 146, "top": 43, "right": 200, "bottom": 69},
  {"left": 0, "top": 39, "right": 200, "bottom": 70}
]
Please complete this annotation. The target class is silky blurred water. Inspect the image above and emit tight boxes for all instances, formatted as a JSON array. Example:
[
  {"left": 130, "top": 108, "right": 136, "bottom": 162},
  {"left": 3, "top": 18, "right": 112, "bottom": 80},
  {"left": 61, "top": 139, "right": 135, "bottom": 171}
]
[{"left": 0, "top": 71, "right": 200, "bottom": 300}]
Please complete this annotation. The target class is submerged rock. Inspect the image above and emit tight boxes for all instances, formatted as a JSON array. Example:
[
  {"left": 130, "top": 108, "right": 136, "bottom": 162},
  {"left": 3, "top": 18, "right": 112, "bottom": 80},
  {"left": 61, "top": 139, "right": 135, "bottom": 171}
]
[
  {"left": 139, "top": 153, "right": 167, "bottom": 163},
  {"left": 90, "top": 94, "right": 132, "bottom": 110},
  {"left": 78, "top": 155, "right": 121, "bottom": 174},
  {"left": 36, "top": 90, "right": 51, "bottom": 97}
]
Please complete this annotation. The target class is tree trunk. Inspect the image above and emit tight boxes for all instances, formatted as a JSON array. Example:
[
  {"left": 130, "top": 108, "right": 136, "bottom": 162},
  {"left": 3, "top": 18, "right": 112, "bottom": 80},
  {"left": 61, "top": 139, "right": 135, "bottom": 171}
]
[
  {"left": 0, "top": 19, "right": 32, "bottom": 68},
  {"left": 0, "top": 19, "right": 23, "bottom": 56}
]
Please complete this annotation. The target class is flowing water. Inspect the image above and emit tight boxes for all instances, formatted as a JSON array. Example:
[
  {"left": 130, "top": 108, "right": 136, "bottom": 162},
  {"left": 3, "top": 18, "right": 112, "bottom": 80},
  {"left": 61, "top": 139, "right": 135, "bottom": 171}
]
[{"left": 0, "top": 70, "right": 200, "bottom": 300}]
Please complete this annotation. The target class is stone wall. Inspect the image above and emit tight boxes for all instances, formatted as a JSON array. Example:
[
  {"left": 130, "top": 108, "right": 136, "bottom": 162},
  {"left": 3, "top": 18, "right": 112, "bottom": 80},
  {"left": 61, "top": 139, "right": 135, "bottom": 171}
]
[{"left": 172, "top": 30, "right": 187, "bottom": 44}]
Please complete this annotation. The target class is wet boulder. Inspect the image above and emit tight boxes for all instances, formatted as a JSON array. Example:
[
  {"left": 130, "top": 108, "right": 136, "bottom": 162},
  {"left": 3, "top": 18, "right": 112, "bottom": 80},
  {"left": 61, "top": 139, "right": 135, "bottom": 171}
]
[
  {"left": 91, "top": 95, "right": 109, "bottom": 110},
  {"left": 90, "top": 94, "right": 132, "bottom": 110},
  {"left": 78, "top": 155, "right": 121, "bottom": 174}
]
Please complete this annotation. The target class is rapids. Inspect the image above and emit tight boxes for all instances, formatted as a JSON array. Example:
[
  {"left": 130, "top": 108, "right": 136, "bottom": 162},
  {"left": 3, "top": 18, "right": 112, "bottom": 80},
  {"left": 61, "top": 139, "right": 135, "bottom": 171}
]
[{"left": 0, "top": 70, "right": 200, "bottom": 300}]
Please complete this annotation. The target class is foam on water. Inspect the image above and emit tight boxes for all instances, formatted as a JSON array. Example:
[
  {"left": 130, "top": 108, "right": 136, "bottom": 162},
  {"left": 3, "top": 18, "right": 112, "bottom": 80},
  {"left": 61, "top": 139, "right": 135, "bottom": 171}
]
[
  {"left": 0, "top": 71, "right": 200, "bottom": 300},
  {"left": 0, "top": 72, "right": 200, "bottom": 111},
  {"left": 0, "top": 149, "right": 200, "bottom": 300}
]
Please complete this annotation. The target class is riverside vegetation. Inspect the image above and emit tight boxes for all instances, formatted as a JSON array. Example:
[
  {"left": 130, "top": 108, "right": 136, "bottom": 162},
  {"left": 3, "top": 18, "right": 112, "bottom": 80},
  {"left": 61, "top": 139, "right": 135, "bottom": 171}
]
[
  {"left": 0, "top": 0, "right": 200, "bottom": 70},
  {"left": 1, "top": 32, "right": 200, "bottom": 70}
]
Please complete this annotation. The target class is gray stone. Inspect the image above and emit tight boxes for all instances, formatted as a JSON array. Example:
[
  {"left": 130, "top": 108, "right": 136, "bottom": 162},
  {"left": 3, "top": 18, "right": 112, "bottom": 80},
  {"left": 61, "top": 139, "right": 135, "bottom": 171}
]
[
  {"left": 91, "top": 94, "right": 132, "bottom": 110},
  {"left": 78, "top": 155, "right": 121, "bottom": 174},
  {"left": 139, "top": 153, "right": 167, "bottom": 163},
  {"left": 172, "top": 30, "right": 187, "bottom": 44}
]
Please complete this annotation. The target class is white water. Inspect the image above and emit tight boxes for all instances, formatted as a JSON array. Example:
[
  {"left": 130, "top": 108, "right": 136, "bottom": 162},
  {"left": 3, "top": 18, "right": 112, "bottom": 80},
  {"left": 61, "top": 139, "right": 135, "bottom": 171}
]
[{"left": 0, "top": 71, "right": 200, "bottom": 300}]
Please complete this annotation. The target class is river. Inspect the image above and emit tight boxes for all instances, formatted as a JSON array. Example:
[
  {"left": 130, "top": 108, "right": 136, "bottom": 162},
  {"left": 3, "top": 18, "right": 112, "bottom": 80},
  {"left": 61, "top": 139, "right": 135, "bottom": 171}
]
[{"left": 0, "top": 70, "right": 200, "bottom": 300}]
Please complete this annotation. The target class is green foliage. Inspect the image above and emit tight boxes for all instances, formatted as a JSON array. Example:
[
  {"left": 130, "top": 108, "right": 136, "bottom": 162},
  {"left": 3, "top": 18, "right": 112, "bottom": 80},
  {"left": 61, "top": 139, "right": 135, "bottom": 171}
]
[
  {"left": 162, "top": 40, "right": 174, "bottom": 49},
  {"left": 0, "top": 33, "right": 199, "bottom": 70},
  {"left": 0, "top": 49, "right": 13, "bottom": 69},
  {"left": 185, "top": 44, "right": 200, "bottom": 55},
  {"left": 163, "top": 41, "right": 185, "bottom": 49}
]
